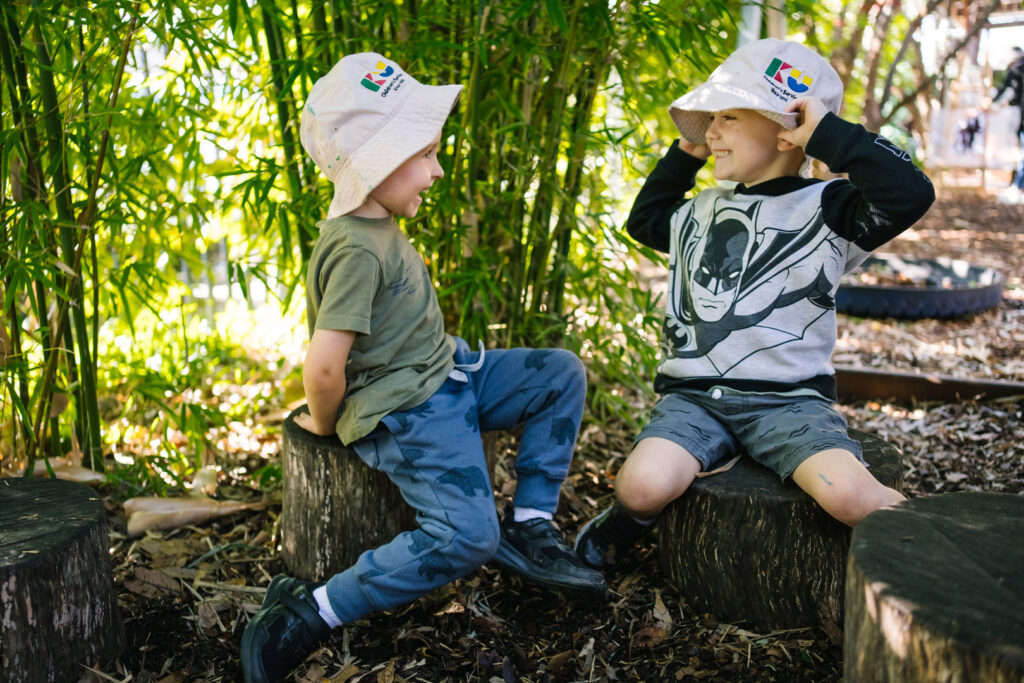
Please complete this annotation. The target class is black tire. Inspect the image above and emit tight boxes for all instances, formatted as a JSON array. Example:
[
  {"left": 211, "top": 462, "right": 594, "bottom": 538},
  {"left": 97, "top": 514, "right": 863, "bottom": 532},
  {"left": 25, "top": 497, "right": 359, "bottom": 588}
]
[{"left": 837, "top": 254, "right": 1004, "bottom": 319}]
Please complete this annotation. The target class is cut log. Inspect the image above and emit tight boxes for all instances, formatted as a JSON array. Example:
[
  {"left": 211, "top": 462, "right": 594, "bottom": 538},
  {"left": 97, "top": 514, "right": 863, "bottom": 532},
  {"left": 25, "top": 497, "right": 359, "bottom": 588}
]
[
  {"left": 658, "top": 429, "right": 902, "bottom": 630},
  {"left": 845, "top": 492, "right": 1024, "bottom": 683},
  {"left": 281, "top": 408, "right": 500, "bottom": 581},
  {"left": 0, "top": 477, "right": 125, "bottom": 682}
]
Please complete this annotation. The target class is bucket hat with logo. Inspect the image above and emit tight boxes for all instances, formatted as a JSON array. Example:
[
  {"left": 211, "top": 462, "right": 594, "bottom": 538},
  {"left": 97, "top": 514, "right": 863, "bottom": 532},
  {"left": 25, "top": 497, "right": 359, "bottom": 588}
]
[
  {"left": 299, "top": 53, "right": 462, "bottom": 218},
  {"left": 669, "top": 38, "right": 843, "bottom": 144}
]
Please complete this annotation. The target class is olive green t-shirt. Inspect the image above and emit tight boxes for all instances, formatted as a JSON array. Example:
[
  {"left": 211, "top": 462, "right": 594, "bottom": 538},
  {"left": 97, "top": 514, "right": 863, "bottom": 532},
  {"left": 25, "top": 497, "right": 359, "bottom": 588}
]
[{"left": 305, "top": 215, "right": 455, "bottom": 444}]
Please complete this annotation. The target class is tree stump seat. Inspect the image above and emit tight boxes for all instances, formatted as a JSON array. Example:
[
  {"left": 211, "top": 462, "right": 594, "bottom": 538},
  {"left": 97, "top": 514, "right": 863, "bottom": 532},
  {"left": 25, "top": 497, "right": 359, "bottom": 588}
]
[
  {"left": 658, "top": 429, "right": 903, "bottom": 630},
  {"left": 280, "top": 408, "right": 500, "bottom": 581},
  {"left": 845, "top": 491, "right": 1024, "bottom": 682},
  {"left": 0, "top": 477, "right": 125, "bottom": 682}
]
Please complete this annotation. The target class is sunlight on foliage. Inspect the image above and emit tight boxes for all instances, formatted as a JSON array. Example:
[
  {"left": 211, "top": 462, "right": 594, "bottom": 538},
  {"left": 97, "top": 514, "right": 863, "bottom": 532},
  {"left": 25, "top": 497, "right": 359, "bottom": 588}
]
[{"left": 3, "top": 0, "right": 825, "bottom": 493}]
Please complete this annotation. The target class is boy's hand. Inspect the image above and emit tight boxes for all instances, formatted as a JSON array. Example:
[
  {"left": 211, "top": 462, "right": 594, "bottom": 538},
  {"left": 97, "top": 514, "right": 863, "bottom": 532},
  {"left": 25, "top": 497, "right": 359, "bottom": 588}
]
[
  {"left": 294, "top": 410, "right": 337, "bottom": 436},
  {"left": 778, "top": 97, "right": 829, "bottom": 150},
  {"left": 677, "top": 138, "right": 711, "bottom": 160}
]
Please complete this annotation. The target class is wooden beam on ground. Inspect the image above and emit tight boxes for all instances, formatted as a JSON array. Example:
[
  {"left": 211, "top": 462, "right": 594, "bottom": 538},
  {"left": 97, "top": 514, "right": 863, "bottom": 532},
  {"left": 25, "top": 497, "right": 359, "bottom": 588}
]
[{"left": 835, "top": 366, "right": 1024, "bottom": 402}]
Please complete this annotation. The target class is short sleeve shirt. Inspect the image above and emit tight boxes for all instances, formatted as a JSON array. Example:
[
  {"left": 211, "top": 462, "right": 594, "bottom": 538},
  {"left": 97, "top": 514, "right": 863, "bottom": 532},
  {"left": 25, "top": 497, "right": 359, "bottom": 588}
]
[{"left": 305, "top": 215, "right": 455, "bottom": 444}]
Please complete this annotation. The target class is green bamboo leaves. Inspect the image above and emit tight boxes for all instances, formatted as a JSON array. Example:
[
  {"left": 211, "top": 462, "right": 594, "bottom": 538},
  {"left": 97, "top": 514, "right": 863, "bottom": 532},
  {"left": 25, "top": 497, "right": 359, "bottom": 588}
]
[{"left": 2, "top": 0, "right": 819, "bottom": 487}]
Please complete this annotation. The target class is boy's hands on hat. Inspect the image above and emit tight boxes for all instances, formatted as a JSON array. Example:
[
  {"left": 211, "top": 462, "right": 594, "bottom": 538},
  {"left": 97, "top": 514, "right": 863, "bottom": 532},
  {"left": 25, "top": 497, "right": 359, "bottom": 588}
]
[
  {"left": 778, "top": 97, "right": 829, "bottom": 150},
  {"left": 676, "top": 138, "right": 711, "bottom": 161}
]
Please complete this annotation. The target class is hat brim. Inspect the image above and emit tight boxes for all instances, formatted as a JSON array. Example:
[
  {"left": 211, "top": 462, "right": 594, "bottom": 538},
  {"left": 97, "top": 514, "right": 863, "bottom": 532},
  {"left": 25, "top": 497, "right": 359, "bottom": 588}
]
[
  {"left": 669, "top": 81, "right": 798, "bottom": 144},
  {"left": 327, "top": 82, "right": 463, "bottom": 218}
]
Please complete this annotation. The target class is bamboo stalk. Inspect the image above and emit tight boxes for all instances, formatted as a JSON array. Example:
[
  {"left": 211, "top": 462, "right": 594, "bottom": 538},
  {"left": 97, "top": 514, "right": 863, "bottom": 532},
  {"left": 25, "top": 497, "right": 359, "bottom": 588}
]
[
  {"left": 0, "top": 8, "right": 45, "bottom": 200},
  {"left": 28, "top": 0, "right": 138, "bottom": 470},
  {"left": 258, "top": 0, "right": 310, "bottom": 262},
  {"left": 548, "top": 56, "right": 609, "bottom": 322},
  {"left": 0, "top": 12, "right": 38, "bottom": 459},
  {"left": 525, "top": 0, "right": 585, "bottom": 324}
]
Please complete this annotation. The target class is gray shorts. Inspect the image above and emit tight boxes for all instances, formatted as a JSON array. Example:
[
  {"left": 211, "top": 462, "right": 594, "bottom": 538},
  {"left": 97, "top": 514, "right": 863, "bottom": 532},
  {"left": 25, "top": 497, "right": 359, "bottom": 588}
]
[{"left": 635, "top": 386, "right": 864, "bottom": 480}]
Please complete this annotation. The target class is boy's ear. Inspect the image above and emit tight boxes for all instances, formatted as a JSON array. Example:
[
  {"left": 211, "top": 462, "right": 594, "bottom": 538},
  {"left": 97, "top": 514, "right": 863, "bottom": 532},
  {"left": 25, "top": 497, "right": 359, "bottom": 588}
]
[{"left": 776, "top": 134, "right": 800, "bottom": 152}]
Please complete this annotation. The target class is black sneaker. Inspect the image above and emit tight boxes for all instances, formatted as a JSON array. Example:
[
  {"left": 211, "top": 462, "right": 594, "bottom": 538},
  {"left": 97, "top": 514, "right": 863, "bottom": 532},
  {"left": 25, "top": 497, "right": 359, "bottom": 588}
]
[
  {"left": 492, "top": 510, "right": 607, "bottom": 596},
  {"left": 574, "top": 503, "right": 653, "bottom": 572},
  {"left": 241, "top": 576, "right": 332, "bottom": 683}
]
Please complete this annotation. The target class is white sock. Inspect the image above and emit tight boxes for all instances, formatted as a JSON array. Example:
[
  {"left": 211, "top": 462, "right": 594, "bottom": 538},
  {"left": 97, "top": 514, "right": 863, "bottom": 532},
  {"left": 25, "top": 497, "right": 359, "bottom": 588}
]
[
  {"left": 312, "top": 585, "right": 343, "bottom": 629},
  {"left": 513, "top": 506, "right": 554, "bottom": 522}
]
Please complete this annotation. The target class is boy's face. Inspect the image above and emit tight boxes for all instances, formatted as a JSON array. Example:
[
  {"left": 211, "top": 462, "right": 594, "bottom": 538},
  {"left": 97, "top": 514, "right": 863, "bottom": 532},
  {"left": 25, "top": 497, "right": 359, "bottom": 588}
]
[
  {"left": 704, "top": 109, "right": 797, "bottom": 186},
  {"left": 366, "top": 133, "right": 445, "bottom": 218}
]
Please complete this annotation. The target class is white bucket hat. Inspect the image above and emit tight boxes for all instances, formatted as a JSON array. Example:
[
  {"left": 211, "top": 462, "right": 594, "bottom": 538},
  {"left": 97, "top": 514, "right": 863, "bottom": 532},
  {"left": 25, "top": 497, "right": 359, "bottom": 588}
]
[
  {"left": 299, "top": 53, "right": 462, "bottom": 218},
  {"left": 669, "top": 38, "right": 843, "bottom": 144}
]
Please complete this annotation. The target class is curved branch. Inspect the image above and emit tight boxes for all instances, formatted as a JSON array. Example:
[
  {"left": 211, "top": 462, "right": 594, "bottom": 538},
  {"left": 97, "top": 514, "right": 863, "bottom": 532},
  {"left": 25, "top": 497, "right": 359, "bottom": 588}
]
[
  {"left": 881, "top": 0, "right": 1001, "bottom": 128},
  {"left": 877, "top": 0, "right": 944, "bottom": 114}
]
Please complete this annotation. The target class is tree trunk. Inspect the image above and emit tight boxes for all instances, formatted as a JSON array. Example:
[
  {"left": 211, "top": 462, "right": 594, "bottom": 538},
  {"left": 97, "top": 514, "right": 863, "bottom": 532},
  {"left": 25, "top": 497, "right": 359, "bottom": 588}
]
[
  {"left": 658, "top": 430, "right": 902, "bottom": 630},
  {"left": 845, "top": 491, "right": 1024, "bottom": 682},
  {"left": 0, "top": 477, "right": 125, "bottom": 682},
  {"left": 280, "top": 408, "right": 499, "bottom": 581}
]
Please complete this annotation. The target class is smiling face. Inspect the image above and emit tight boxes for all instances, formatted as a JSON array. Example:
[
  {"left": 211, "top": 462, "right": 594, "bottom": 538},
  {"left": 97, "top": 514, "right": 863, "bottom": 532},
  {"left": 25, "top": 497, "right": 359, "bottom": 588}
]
[
  {"left": 351, "top": 133, "right": 445, "bottom": 218},
  {"left": 704, "top": 109, "right": 803, "bottom": 186}
]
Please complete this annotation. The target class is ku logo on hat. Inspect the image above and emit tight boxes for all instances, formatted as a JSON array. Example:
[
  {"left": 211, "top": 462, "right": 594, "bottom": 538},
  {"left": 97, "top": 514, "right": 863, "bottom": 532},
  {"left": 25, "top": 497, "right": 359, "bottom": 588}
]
[
  {"left": 765, "top": 58, "right": 813, "bottom": 94},
  {"left": 361, "top": 61, "right": 396, "bottom": 92}
]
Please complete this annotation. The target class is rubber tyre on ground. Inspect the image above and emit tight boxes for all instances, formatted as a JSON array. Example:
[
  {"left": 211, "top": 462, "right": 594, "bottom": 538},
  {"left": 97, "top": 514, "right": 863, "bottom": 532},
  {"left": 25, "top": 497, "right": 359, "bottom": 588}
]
[{"left": 836, "top": 254, "right": 1004, "bottom": 319}]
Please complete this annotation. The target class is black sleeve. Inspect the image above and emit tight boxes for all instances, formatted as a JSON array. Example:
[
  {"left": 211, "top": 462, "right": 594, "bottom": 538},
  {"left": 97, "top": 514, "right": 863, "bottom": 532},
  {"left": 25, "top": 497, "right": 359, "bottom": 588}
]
[
  {"left": 809, "top": 113, "right": 935, "bottom": 252},
  {"left": 625, "top": 141, "right": 707, "bottom": 253},
  {"left": 994, "top": 62, "right": 1024, "bottom": 104},
  {"left": 1011, "top": 67, "right": 1024, "bottom": 107}
]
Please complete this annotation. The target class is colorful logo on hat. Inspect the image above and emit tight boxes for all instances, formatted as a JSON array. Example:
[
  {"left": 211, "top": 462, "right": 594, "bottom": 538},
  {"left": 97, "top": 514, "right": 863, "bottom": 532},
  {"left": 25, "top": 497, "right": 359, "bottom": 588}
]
[
  {"left": 361, "top": 61, "right": 396, "bottom": 92},
  {"left": 765, "top": 58, "right": 812, "bottom": 94}
]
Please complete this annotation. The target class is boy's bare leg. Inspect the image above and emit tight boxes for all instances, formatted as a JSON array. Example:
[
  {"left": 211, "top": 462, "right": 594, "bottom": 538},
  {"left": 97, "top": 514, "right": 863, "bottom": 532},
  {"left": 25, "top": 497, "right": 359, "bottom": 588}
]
[
  {"left": 615, "top": 437, "right": 702, "bottom": 519},
  {"left": 575, "top": 437, "right": 701, "bottom": 571},
  {"left": 791, "top": 448, "right": 905, "bottom": 527}
]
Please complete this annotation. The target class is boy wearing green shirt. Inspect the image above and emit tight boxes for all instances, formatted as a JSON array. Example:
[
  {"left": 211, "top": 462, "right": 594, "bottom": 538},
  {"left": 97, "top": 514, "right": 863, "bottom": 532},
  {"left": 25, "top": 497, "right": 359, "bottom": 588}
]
[{"left": 241, "top": 52, "right": 605, "bottom": 683}]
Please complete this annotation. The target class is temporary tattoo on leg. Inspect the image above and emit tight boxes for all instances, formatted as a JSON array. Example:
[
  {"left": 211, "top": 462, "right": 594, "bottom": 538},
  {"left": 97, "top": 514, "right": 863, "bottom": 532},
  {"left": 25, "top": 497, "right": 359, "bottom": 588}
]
[{"left": 818, "top": 473, "right": 834, "bottom": 486}]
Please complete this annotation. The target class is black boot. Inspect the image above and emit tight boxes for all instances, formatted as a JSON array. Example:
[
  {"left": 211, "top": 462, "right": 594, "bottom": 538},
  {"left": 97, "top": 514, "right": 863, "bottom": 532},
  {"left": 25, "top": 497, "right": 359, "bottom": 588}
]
[
  {"left": 574, "top": 503, "right": 653, "bottom": 572},
  {"left": 492, "top": 509, "right": 607, "bottom": 596},
  {"left": 241, "top": 576, "right": 332, "bottom": 683}
]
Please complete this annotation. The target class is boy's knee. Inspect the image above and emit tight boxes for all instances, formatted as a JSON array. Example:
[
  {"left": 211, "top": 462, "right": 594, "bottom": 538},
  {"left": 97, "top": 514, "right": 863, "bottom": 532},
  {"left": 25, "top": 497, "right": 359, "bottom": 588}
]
[
  {"left": 543, "top": 348, "right": 585, "bottom": 380},
  {"left": 819, "top": 480, "right": 903, "bottom": 527},
  {"left": 615, "top": 475, "right": 677, "bottom": 519},
  {"left": 614, "top": 440, "right": 698, "bottom": 518},
  {"left": 447, "top": 515, "right": 501, "bottom": 568},
  {"left": 792, "top": 449, "right": 904, "bottom": 526}
]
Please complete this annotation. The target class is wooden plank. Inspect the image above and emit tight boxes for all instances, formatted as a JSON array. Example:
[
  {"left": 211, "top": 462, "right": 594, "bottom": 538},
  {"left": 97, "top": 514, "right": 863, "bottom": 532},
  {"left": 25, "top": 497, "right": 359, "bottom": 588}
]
[{"left": 835, "top": 365, "right": 1024, "bottom": 402}]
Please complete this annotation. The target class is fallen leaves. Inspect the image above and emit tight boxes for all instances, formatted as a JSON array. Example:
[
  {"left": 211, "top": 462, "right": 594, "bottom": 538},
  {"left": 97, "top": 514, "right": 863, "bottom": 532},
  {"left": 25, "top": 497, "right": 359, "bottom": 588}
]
[
  {"left": 124, "top": 567, "right": 183, "bottom": 599},
  {"left": 841, "top": 398, "right": 1024, "bottom": 497}
]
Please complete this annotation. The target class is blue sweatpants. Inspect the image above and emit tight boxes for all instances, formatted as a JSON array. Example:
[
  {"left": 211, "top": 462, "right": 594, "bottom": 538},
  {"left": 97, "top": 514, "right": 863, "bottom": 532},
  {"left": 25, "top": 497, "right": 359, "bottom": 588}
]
[{"left": 323, "top": 338, "right": 586, "bottom": 623}]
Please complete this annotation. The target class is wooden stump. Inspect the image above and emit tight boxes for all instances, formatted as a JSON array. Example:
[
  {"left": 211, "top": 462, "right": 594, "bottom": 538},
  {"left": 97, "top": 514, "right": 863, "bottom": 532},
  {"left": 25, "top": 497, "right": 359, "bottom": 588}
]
[
  {"left": 281, "top": 408, "right": 500, "bottom": 581},
  {"left": 0, "top": 477, "right": 125, "bottom": 682},
  {"left": 658, "top": 429, "right": 902, "bottom": 630},
  {"left": 845, "top": 492, "right": 1024, "bottom": 683}
]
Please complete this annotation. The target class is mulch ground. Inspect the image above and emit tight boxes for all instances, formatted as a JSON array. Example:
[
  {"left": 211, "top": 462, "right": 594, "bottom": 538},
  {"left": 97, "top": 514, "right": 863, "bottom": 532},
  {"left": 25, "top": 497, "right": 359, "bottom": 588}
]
[
  {"left": 73, "top": 186, "right": 1024, "bottom": 682},
  {"left": 836, "top": 185, "right": 1024, "bottom": 498}
]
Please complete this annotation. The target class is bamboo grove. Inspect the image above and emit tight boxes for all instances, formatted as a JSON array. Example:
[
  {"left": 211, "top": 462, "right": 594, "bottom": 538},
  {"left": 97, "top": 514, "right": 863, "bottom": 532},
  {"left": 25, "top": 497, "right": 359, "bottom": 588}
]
[{"left": 2, "top": 0, "right": 843, "bottom": 485}]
